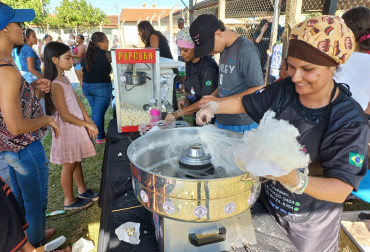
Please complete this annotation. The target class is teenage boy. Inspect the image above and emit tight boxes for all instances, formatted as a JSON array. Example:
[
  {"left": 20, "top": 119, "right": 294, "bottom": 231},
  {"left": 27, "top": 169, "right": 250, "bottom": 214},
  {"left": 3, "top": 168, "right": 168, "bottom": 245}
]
[{"left": 190, "top": 14, "right": 264, "bottom": 132}]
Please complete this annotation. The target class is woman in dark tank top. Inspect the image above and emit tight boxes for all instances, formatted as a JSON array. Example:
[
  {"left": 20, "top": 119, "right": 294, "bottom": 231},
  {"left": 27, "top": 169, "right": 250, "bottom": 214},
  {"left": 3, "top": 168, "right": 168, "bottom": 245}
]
[{"left": 138, "top": 20, "right": 173, "bottom": 59}]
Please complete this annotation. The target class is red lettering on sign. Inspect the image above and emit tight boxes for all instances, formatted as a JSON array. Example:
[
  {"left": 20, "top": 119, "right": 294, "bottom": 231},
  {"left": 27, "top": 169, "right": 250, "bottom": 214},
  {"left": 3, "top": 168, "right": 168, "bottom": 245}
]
[{"left": 115, "top": 49, "right": 156, "bottom": 63}]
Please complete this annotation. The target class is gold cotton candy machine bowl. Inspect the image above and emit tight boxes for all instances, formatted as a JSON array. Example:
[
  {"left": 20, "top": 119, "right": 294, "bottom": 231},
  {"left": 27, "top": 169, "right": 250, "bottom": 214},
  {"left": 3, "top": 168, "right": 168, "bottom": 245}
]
[{"left": 127, "top": 127, "right": 260, "bottom": 222}]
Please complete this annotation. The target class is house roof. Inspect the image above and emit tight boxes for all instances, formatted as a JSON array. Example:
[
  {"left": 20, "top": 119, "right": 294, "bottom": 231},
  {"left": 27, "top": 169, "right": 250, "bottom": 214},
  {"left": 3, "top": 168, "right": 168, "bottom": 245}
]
[
  {"left": 119, "top": 8, "right": 180, "bottom": 22},
  {"left": 104, "top": 15, "right": 119, "bottom": 28}
]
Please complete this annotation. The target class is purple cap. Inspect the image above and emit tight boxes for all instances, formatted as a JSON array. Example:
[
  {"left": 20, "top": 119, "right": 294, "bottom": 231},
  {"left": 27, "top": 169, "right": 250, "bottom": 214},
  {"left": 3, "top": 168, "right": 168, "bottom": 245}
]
[{"left": 0, "top": 2, "right": 35, "bottom": 31}]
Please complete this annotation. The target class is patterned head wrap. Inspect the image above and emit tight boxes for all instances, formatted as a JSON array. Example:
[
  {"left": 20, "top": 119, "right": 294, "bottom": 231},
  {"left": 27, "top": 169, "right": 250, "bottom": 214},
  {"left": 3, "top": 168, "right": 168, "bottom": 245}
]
[
  {"left": 288, "top": 15, "right": 355, "bottom": 66},
  {"left": 176, "top": 27, "right": 194, "bottom": 49}
]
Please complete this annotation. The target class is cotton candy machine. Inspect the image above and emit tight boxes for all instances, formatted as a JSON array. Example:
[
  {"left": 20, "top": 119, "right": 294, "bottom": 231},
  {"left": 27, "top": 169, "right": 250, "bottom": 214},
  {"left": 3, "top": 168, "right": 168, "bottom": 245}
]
[{"left": 127, "top": 127, "right": 260, "bottom": 251}]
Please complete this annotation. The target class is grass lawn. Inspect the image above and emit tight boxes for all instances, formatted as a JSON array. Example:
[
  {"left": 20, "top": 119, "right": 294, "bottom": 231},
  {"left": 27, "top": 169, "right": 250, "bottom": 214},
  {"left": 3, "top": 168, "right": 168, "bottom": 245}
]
[{"left": 43, "top": 85, "right": 112, "bottom": 251}]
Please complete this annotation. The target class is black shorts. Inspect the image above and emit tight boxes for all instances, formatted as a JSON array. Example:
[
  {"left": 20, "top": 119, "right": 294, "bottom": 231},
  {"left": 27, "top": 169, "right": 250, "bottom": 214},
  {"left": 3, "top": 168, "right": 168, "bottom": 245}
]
[{"left": 0, "top": 176, "right": 28, "bottom": 252}]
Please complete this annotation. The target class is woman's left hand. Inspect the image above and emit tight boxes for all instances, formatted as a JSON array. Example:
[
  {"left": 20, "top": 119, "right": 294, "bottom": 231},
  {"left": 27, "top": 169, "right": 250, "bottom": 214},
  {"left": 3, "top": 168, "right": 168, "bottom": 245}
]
[
  {"left": 32, "top": 78, "right": 51, "bottom": 93},
  {"left": 267, "top": 169, "right": 300, "bottom": 188}
]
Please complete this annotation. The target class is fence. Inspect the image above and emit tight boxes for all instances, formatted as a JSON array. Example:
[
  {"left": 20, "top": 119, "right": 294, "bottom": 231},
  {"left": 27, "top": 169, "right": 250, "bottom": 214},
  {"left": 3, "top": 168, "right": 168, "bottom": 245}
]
[{"left": 163, "top": 0, "right": 370, "bottom": 83}]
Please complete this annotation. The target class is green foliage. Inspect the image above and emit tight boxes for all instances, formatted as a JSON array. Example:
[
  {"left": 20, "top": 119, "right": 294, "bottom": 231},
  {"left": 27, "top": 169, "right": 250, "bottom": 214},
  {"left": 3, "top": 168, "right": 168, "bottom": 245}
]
[
  {"left": 2, "top": 0, "right": 49, "bottom": 26},
  {"left": 2, "top": 0, "right": 107, "bottom": 30},
  {"left": 47, "top": 0, "right": 108, "bottom": 30}
]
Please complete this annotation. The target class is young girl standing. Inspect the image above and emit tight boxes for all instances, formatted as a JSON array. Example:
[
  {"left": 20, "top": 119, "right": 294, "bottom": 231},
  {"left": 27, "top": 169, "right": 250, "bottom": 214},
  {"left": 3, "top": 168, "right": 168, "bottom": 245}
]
[{"left": 44, "top": 42, "right": 99, "bottom": 210}]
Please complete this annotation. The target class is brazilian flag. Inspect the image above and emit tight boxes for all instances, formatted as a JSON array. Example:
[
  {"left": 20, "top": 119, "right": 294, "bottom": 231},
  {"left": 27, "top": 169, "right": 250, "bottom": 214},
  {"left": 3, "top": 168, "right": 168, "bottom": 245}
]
[{"left": 349, "top": 152, "right": 364, "bottom": 167}]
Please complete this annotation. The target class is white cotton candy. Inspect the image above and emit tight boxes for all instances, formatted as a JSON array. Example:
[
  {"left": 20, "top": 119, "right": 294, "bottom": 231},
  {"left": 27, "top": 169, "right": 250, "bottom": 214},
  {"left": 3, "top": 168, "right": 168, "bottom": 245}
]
[
  {"left": 199, "top": 125, "right": 244, "bottom": 176},
  {"left": 233, "top": 110, "right": 310, "bottom": 176}
]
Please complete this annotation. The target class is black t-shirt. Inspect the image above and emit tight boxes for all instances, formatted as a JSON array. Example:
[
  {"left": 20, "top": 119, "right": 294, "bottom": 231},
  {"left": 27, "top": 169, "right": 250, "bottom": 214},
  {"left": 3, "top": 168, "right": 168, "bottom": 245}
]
[
  {"left": 81, "top": 48, "right": 112, "bottom": 83},
  {"left": 241, "top": 77, "right": 369, "bottom": 250},
  {"left": 0, "top": 176, "right": 28, "bottom": 252},
  {"left": 184, "top": 56, "right": 219, "bottom": 104},
  {"left": 158, "top": 35, "right": 173, "bottom": 59}
]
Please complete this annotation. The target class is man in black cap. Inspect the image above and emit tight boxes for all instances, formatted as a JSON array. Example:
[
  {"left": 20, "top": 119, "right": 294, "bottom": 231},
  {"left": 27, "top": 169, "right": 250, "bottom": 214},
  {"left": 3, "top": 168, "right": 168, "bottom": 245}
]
[{"left": 191, "top": 14, "right": 264, "bottom": 132}]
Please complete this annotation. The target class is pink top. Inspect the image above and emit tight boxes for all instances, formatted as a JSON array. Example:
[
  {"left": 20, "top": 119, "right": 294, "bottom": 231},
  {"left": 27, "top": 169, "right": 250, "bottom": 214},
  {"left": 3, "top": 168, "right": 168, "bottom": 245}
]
[
  {"left": 73, "top": 44, "right": 86, "bottom": 65},
  {"left": 49, "top": 76, "right": 96, "bottom": 164}
]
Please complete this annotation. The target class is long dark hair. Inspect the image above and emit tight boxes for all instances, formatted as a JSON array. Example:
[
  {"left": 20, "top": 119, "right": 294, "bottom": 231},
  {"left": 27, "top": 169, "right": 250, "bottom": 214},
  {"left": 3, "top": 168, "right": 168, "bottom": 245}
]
[
  {"left": 85, "top": 31, "right": 106, "bottom": 72},
  {"left": 43, "top": 42, "right": 71, "bottom": 116},
  {"left": 137, "top": 21, "right": 168, "bottom": 47},
  {"left": 24, "top": 28, "right": 34, "bottom": 42},
  {"left": 77, "top": 34, "right": 85, "bottom": 42},
  {"left": 342, "top": 7, "right": 370, "bottom": 52}
]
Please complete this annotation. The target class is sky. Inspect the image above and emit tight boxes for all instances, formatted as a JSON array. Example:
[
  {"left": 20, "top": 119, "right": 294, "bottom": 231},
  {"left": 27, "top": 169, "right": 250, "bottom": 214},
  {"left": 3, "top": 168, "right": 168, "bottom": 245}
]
[{"left": 48, "top": 0, "right": 189, "bottom": 15}]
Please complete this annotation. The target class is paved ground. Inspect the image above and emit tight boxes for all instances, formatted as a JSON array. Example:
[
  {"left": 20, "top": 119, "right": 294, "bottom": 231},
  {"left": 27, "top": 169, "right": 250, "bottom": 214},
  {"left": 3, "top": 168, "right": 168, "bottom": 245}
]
[{"left": 0, "top": 69, "right": 80, "bottom": 186}]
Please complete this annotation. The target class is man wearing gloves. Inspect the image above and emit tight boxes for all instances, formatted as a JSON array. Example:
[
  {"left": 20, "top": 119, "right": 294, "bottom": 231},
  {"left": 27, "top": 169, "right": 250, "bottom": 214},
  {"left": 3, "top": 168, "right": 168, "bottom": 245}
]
[{"left": 191, "top": 14, "right": 264, "bottom": 132}]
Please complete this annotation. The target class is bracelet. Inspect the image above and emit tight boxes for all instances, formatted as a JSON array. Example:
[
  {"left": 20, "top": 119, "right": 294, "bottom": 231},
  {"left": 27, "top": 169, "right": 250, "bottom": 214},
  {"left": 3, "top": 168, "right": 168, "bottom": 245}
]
[{"left": 285, "top": 170, "right": 309, "bottom": 195}]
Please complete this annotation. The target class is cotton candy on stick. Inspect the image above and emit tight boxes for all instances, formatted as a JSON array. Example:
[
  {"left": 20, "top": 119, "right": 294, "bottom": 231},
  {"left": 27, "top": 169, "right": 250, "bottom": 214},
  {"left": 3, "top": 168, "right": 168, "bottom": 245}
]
[{"left": 233, "top": 110, "right": 310, "bottom": 177}]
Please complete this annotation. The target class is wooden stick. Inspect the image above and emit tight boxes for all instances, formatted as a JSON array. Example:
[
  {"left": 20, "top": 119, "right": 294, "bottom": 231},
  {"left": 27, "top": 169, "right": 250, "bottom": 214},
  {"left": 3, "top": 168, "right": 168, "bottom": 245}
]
[{"left": 112, "top": 205, "right": 143, "bottom": 213}]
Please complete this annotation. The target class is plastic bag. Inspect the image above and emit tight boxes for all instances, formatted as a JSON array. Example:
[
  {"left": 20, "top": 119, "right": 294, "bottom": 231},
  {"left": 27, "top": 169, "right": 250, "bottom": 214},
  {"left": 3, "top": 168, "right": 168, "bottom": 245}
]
[
  {"left": 115, "top": 222, "right": 141, "bottom": 245},
  {"left": 72, "top": 237, "right": 94, "bottom": 252}
]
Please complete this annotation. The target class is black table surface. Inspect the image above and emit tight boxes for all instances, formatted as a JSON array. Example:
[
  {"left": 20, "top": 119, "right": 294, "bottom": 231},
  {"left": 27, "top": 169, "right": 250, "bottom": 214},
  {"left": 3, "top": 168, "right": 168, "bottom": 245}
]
[{"left": 98, "top": 119, "right": 297, "bottom": 252}]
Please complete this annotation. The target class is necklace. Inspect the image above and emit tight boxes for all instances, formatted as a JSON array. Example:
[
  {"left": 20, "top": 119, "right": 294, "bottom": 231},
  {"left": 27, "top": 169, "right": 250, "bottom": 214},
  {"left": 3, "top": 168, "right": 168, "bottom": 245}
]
[{"left": 0, "top": 58, "right": 15, "bottom": 67}]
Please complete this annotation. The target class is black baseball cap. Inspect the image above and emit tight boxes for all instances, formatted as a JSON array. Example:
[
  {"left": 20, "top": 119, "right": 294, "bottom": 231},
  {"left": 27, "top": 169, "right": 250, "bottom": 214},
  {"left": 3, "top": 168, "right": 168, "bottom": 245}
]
[
  {"left": 190, "top": 14, "right": 219, "bottom": 57},
  {"left": 0, "top": 2, "right": 35, "bottom": 31}
]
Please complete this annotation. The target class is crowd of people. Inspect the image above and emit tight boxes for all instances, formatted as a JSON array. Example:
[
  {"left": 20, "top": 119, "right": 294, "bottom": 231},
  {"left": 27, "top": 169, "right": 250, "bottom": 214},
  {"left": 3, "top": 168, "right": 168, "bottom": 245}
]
[
  {"left": 1, "top": 1, "right": 370, "bottom": 252},
  {"left": 0, "top": 2, "right": 112, "bottom": 251}
]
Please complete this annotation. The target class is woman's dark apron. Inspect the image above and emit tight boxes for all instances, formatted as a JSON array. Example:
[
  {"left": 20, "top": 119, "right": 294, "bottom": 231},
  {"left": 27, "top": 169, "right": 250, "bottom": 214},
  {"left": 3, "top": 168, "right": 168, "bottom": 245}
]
[{"left": 259, "top": 85, "right": 343, "bottom": 252}]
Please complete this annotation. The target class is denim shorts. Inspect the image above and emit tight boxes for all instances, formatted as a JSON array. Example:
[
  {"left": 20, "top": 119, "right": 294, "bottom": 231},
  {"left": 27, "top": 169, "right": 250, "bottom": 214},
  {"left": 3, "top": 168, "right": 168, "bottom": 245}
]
[{"left": 74, "top": 63, "right": 82, "bottom": 70}]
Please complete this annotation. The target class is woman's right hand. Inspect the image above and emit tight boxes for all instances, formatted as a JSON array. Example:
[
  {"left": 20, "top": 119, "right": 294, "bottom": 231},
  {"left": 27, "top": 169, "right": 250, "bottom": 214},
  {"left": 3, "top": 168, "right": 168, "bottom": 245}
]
[
  {"left": 86, "top": 122, "right": 98, "bottom": 139},
  {"left": 47, "top": 117, "right": 60, "bottom": 138}
]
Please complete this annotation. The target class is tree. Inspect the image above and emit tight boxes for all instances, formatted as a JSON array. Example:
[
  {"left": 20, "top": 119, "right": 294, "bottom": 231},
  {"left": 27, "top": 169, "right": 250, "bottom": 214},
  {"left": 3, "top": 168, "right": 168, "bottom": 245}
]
[
  {"left": 2, "top": 0, "right": 49, "bottom": 26},
  {"left": 47, "top": 0, "right": 108, "bottom": 31}
]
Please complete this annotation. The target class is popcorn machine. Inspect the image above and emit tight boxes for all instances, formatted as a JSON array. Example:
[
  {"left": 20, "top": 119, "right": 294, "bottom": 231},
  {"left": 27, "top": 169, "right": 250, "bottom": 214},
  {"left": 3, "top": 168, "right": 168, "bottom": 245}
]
[{"left": 112, "top": 48, "right": 165, "bottom": 133}]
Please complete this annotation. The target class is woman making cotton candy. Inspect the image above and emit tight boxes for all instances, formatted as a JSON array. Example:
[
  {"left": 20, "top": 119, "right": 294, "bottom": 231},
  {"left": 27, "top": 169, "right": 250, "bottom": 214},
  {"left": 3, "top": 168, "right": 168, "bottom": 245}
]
[
  {"left": 165, "top": 27, "right": 219, "bottom": 124},
  {"left": 196, "top": 16, "right": 369, "bottom": 251}
]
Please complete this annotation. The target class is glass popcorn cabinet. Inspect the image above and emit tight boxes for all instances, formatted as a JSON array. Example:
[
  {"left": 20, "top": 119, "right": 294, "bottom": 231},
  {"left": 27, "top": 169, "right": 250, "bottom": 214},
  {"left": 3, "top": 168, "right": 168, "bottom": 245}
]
[{"left": 112, "top": 48, "right": 163, "bottom": 133}]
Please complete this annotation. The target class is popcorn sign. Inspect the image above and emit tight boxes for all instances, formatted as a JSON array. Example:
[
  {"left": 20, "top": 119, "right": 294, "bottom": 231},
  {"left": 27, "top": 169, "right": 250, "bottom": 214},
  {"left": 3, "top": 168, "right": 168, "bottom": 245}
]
[{"left": 115, "top": 49, "right": 156, "bottom": 64}]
